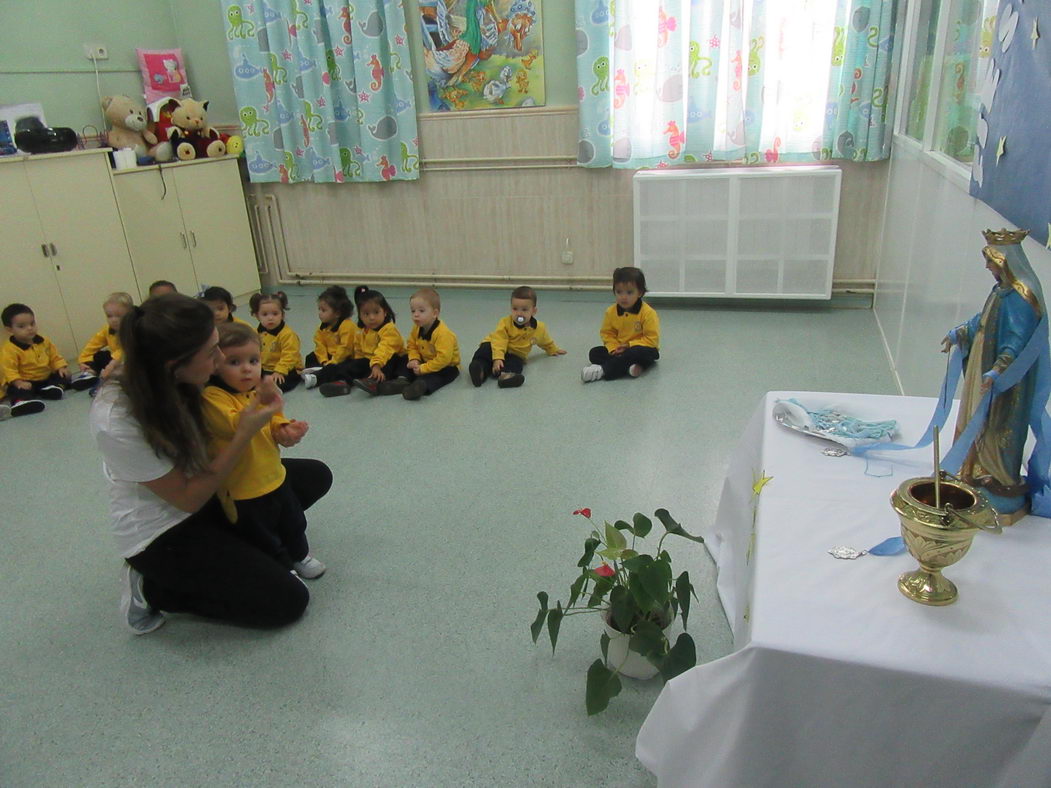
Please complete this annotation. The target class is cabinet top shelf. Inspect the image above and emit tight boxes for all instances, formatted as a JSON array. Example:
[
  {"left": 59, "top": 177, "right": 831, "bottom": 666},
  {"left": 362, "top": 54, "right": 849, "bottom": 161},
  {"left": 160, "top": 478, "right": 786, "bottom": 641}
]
[
  {"left": 112, "top": 155, "right": 241, "bottom": 176},
  {"left": 0, "top": 147, "right": 112, "bottom": 166}
]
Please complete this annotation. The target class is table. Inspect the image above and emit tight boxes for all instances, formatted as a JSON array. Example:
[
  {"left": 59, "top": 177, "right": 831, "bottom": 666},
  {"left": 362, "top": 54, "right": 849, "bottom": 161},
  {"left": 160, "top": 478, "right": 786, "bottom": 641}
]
[{"left": 636, "top": 392, "right": 1051, "bottom": 787}]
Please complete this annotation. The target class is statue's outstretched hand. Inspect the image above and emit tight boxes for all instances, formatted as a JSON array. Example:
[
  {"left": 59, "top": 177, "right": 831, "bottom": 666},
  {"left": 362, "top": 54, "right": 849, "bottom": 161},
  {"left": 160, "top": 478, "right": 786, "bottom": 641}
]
[{"left": 940, "top": 336, "right": 953, "bottom": 353}]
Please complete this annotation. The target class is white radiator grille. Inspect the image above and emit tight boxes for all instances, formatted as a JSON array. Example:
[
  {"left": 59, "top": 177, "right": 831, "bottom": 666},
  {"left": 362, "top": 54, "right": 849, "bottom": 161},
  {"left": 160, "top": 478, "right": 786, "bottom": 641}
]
[
  {"left": 634, "top": 166, "right": 841, "bottom": 299},
  {"left": 246, "top": 193, "right": 289, "bottom": 279}
]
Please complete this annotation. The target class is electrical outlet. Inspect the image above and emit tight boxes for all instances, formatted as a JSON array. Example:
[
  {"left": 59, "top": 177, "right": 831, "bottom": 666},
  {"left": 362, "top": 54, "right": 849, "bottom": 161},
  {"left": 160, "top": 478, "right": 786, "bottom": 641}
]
[
  {"left": 561, "top": 249, "right": 574, "bottom": 265},
  {"left": 83, "top": 44, "right": 108, "bottom": 61}
]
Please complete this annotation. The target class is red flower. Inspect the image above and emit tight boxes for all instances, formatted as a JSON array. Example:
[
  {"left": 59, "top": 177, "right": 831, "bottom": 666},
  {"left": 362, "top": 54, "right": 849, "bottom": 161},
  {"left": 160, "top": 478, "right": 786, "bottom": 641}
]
[
  {"left": 595, "top": 564, "right": 615, "bottom": 578},
  {"left": 572, "top": 508, "right": 592, "bottom": 518}
]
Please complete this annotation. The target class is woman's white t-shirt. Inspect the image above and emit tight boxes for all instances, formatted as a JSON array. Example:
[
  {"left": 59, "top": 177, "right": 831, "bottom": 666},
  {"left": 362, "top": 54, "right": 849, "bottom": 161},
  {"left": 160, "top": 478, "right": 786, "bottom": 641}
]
[{"left": 89, "top": 383, "right": 191, "bottom": 558}]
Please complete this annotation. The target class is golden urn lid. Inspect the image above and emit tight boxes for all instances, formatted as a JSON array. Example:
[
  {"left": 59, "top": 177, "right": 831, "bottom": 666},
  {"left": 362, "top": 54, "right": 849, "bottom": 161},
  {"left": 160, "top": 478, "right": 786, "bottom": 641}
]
[{"left": 891, "top": 474, "right": 1002, "bottom": 534}]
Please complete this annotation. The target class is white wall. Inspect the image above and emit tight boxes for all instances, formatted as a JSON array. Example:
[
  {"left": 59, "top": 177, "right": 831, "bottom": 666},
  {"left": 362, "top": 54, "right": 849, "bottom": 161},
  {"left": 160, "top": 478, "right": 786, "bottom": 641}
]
[{"left": 874, "top": 136, "right": 1051, "bottom": 396}]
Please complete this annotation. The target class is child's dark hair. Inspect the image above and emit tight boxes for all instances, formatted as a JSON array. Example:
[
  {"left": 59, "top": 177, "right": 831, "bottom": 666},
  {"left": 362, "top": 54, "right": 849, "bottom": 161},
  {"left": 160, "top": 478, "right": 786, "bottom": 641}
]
[
  {"left": 250, "top": 291, "right": 289, "bottom": 314},
  {"left": 511, "top": 286, "right": 537, "bottom": 306},
  {"left": 200, "top": 286, "right": 235, "bottom": 310},
  {"left": 354, "top": 285, "right": 396, "bottom": 328},
  {"left": 217, "top": 321, "right": 261, "bottom": 350},
  {"left": 612, "top": 266, "right": 647, "bottom": 295},
  {"left": 117, "top": 294, "right": 214, "bottom": 473},
  {"left": 2, "top": 303, "right": 33, "bottom": 327},
  {"left": 148, "top": 280, "right": 177, "bottom": 297},
  {"left": 318, "top": 285, "right": 353, "bottom": 323}
]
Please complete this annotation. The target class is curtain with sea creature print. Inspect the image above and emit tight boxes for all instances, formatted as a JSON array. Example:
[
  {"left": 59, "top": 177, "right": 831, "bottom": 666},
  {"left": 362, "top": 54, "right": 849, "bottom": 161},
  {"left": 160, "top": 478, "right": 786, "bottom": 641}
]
[
  {"left": 575, "top": 0, "right": 897, "bottom": 169},
  {"left": 222, "top": 0, "right": 420, "bottom": 183}
]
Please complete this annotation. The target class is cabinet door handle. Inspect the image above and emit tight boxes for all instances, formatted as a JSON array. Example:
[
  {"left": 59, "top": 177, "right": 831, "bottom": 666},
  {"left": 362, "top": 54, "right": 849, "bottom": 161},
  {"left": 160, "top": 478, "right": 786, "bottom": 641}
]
[
  {"left": 180, "top": 232, "right": 188, "bottom": 248},
  {"left": 41, "top": 244, "right": 50, "bottom": 257},
  {"left": 49, "top": 243, "right": 58, "bottom": 256},
  {"left": 190, "top": 231, "right": 198, "bottom": 248}
]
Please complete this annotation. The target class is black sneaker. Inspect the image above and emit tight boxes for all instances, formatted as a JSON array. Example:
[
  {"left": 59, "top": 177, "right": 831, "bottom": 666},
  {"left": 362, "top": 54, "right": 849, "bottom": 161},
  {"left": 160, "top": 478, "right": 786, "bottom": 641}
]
[
  {"left": 352, "top": 378, "right": 379, "bottom": 396},
  {"left": 497, "top": 373, "right": 525, "bottom": 388},
  {"left": 402, "top": 379, "right": 427, "bottom": 401},
  {"left": 11, "top": 400, "right": 45, "bottom": 417},
  {"left": 469, "top": 359, "right": 487, "bottom": 387},
  {"left": 70, "top": 371, "right": 97, "bottom": 391},
  {"left": 377, "top": 377, "right": 411, "bottom": 395},
  {"left": 319, "top": 381, "right": 351, "bottom": 397},
  {"left": 39, "top": 385, "right": 64, "bottom": 400}
]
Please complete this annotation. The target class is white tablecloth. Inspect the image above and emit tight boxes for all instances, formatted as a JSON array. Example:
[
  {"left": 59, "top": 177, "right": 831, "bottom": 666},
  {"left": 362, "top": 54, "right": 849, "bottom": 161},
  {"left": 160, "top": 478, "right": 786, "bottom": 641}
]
[{"left": 637, "top": 391, "right": 1051, "bottom": 787}]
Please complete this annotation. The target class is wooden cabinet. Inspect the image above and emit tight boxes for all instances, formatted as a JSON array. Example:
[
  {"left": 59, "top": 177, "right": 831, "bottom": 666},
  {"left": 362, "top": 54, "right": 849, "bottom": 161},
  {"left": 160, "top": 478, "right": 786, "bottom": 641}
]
[
  {"left": 0, "top": 150, "right": 139, "bottom": 360},
  {"left": 114, "top": 158, "right": 260, "bottom": 301}
]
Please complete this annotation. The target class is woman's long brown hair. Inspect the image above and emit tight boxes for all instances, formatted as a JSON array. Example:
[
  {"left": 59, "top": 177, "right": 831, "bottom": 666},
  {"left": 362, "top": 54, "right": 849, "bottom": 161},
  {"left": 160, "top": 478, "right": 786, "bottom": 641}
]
[{"left": 116, "top": 294, "right": 215, "bottom": 474}]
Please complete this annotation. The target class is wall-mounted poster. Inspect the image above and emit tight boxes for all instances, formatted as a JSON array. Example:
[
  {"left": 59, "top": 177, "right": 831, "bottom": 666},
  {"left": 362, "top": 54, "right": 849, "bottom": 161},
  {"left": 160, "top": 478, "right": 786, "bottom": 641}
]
[
  {"left": 970, "top": 1, "right": 1050, "bottom": 246},
  {"left": 419, "top": 0, "right": 545, "bottom": 111}
]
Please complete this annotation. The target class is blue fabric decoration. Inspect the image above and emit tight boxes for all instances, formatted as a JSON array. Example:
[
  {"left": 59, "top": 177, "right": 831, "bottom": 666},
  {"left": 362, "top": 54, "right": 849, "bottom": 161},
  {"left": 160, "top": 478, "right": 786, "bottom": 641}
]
[{"left": 868, "top": 536, "right": 906, "bottom": 556}]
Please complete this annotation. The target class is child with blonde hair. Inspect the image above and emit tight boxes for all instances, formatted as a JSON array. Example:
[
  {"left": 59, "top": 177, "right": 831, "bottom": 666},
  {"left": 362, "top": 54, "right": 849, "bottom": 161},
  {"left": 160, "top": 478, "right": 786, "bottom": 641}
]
[
  {"left": 387, "top": 288, "right": 459, "bottom": 400},
  {"left": 201, "top": 322, "right": 325, "bottom": 578},
  {"left": 72, "top": 291, "right": 135, "bottom": 391},
  {"left": 581, "top": 267, "right": 660, "bottom": 382},
  {"left": 250, "top": 291, "right": 303, "bottom": 392}
]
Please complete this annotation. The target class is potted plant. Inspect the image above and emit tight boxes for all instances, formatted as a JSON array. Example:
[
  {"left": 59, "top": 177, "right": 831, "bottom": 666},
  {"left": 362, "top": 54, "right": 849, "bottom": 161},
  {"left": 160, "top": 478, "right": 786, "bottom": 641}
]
[{"left": 530, "top": 507, "right": 705, "bottom": 715}]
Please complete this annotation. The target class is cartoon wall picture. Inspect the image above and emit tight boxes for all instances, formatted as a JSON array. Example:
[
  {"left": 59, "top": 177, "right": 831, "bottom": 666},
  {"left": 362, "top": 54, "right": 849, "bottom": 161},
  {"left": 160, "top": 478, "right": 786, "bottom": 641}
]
[{"left": 418, "top": 0, "right": 546, "bottom": 111}]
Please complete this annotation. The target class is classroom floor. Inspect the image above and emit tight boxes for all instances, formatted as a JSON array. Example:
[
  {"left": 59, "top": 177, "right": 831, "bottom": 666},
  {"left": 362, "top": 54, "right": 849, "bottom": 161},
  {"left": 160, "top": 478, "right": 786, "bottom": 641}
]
[{"left": 1, "top": 288, "right": 897, "bottom": 786}]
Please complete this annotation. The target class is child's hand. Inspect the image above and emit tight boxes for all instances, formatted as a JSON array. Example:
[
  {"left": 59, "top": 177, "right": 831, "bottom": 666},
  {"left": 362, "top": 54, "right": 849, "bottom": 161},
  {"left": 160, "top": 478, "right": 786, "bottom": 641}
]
[
  {"left": 553, "top": 349, "right": 567, "bottom": 356},
  {"left": 237, "top": 391, "right": 283, "bottom": 437},
  {"left": 79, "top": 363, "right": 94, "bottom": 373},
  {"left": 270, "top": 372, "right": 286, "bottom": 386},
  {"left": 492, "top": 359, "right": 504, "bottom": 375},
  {"left": 57, "top": 366, "right": 70, "bottom": 379},
  {"left": 100, "top": 359, "right": 118, "bottom": 380},
  {"left": 369, "top": 365, "right": 386, "bottom": 381},
  {"left": 610, "top": 344, "right": 629, "bottom": 356},
  {"left": 13, "top": 380, "right": 31, "bottom": 391},
  {"left": 407, "top": 359, "right": 421, "bottom": 373},
  {"left": 274, "top": 419, "right": 309, "bottom": 447}
]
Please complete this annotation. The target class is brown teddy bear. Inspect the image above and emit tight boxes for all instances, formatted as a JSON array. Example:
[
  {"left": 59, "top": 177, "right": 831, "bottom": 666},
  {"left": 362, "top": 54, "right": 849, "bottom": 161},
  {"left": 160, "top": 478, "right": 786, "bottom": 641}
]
[
  {"left": 102, "top": 95, "right": 171, "bottom": 160},
  {"left": 155, "top": 98, "right": 226, "bottom": 161}
]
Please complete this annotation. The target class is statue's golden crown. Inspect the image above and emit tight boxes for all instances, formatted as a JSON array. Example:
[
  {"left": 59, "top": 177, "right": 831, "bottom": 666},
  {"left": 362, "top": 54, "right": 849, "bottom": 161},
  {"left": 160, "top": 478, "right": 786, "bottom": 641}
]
[{"left": 982, "top": 227, "right": 1029, "bottom": 245}]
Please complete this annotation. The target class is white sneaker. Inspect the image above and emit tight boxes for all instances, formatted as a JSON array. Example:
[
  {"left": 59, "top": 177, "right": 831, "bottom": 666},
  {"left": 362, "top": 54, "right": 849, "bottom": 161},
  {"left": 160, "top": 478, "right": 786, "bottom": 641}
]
[
  {"left": 629, "top": 364, "right": 644, "bottom": 378},
  {"left": 0, "top": 403, "right": 10, "bottom": 421},
  {"left": 120, "top": 563, "right": 165, "bottom": 634},
  {"left": 302, "top": 373, "right": 318, "bottom": 390},
  {"left": 581, "top": 364, "right": 604, "bottom": 383},
  {"left": 292, "top": 555, "right": 326, "bottom": 579},
  {"left": 301, "top": 366, "right": 323, "bottom": 375}
]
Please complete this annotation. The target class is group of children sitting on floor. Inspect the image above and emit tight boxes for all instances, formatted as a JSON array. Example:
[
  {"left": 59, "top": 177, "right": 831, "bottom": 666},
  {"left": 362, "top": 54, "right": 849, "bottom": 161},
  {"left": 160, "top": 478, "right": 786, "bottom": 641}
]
[{"left": 0, "top": 266, "right": 661, "bottom": 420}]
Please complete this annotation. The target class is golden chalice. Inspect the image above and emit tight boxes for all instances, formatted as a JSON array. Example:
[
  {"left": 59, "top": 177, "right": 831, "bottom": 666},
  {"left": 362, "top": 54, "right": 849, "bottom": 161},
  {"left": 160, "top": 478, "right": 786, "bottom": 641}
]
[{"left": 890, "top": 473, "right": 1001, "bottom": 606}]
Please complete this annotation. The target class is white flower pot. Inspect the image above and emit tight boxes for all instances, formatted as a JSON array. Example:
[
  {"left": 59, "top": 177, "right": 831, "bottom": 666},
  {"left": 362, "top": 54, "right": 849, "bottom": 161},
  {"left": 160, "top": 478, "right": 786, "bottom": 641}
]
[{"left": 603, "top": 616, "right": 670, "bottom": 680}]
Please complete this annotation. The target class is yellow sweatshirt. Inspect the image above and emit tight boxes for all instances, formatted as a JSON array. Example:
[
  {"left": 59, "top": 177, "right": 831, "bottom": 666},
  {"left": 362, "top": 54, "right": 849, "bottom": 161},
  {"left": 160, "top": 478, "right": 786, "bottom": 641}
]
[
  {"left": 201, "top": 381, "right": 291, "bottom": 501},
  {"left": 354, "top": 321, "right": 405, "bottom": 367},
  {"left": 1, "top": 335, "right": 67, "bottom": 384},
  {"left": 312, "top": 318, "right": 355, "bottom": 365},
  {"left": 484, "top": 316, "right": 562, "bottom": 361},
  {"left": 599, "top": 301, "right": 660, "bottom": 351},
  {"left": 78, "top": 325, "right": 123, "bottom": 365},
  {"left": 258, "top": 322, "right": 302, "bottom": 375},
  {"left": 406, "top": 319, "right": 460, "bottom": 374}
]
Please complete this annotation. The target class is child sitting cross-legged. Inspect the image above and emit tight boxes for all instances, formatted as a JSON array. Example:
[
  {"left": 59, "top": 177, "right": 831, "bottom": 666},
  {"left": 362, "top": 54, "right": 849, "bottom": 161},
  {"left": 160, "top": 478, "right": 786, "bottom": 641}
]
[
  {"left": 302, "top": 285, "right": 356, "bottom": 385},
  {"left": 250, "top": 291, "right": 303, "bottom": 392},
  {"left": 386, "top": 288, "right": 460, "bottom": 401},
  {"left": 1, "top": 302, "right": 71, "bottom": 417},
  {"left": 71, "top": 291, "right": 134, "bottom": 393},
  {"left": 343, "top": 287, "right": 407, "bottom": 397},
  {"left": 201, "top": 322, "right": 326, "bottom": 579}
]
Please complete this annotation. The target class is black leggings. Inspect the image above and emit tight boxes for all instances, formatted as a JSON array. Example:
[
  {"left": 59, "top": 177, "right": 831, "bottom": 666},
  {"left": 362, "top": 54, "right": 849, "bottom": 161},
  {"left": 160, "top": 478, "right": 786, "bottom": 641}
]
[
  {"left": 126, "top": 458, "right": 332, "bottom": 628},
  {"left": 471, "top": 342, "right": 525, "bottom": 374},
  {"left": 263, "top": 369, "right": 301, "bottom": 392},
  {"left": 315, "top": 354, "right": 405, "bottom": 385},
  {"left": 588, "top": 345, "right": 660, "bottom": 380}
]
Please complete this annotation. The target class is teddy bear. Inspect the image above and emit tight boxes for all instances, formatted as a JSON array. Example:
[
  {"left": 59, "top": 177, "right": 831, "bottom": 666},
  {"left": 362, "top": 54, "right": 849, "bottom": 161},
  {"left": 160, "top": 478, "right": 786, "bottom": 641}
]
[
  {"left": 102, "top": 95, "right": 169, "bottom": 160},
  {"left": 152, "top": 97, "right": 226, "bottom": 161}
]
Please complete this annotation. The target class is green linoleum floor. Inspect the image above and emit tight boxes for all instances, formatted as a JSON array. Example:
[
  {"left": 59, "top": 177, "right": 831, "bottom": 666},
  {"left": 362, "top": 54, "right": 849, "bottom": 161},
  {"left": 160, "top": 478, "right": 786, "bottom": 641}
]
[{"left": 0, "top": 287, "right": 897, "bottom": 786}]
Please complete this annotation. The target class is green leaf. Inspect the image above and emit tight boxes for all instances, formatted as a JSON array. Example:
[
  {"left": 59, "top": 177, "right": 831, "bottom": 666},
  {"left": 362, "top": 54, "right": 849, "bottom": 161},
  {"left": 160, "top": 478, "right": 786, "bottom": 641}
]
[
  {"left": 675, "top": 572, "right": 693, "bottom": 630},
  {"left": 567, "top": 574, "right": 586, "bottom": 610},
  {"left": 628, "top": 572, "right": 659, "bottom": 614},
  {"left": 600, "top": 632, "right": 610, "bottom": 663},
  {"left": 577, "top": 537, "right": 600, "bottom": 568},
  {"left": 659, "top": 633, "right": 697, "bottom": 681},
  {"left": 622, "top": 554, "right": 648, "bottom": 572},
  {"left": 604, "top": 521, "right": 627, "bottom": 550},
  {"left": 613, "top": 519, "right": 633, "bottom": 533},
  {"left": 598, "top": 547, "right": 624, "bottom": 560},
  {"left": 637, "top": 559, "right": 672, "bottom": 608},
  {"left": 586, "top": 659, "right": 622, "bottom": 715},
  {"left": 609, "top": 585, "right": 636, "bottom": 632},
  {"left": 620, "top": 549, "right": 638, "bottom": 560},
  {"left": 629, "top": 619, "right": 667, "bottom": 662},
  {"left": 632, "top": 512, "right": 653, "bottom": 539},
  {"left": 655, "top": 508, "right": 705, "bottom": 543},
  {"left": 530, "top": 608, "right": 548, "bottom": 643},
  {"left": 546, "top": 602, "right": 564, "bottom": 653},
  {"left": 587, "top": 575, "right": 614, "bottom": 608}
]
